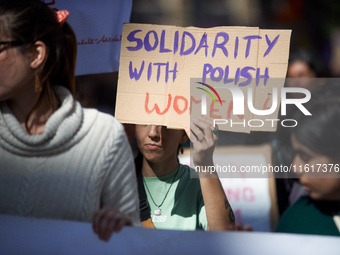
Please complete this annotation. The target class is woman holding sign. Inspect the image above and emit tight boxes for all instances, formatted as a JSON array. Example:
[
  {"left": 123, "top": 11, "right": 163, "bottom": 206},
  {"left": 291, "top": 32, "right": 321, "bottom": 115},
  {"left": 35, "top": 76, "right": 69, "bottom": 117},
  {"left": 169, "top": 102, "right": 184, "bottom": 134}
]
[
  {"left": 0, "top": 0, "right": 139, "bottom": 241},
  {"left": 135, "top": 117, "right": 235, "bottom": 230},
  {"left": 275, "top": 83, "right": 340, "bottom": 236}
]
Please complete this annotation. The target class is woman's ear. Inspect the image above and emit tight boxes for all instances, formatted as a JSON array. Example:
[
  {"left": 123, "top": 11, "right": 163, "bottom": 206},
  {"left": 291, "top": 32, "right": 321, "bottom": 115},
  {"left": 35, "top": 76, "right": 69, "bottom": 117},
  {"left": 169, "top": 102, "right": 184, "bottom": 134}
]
[
  {"left": 30, "top": 41, "right": 46, "bottom": 70},
  {"left": 180, "top": 130, "right": 189, "bottom": 145}
]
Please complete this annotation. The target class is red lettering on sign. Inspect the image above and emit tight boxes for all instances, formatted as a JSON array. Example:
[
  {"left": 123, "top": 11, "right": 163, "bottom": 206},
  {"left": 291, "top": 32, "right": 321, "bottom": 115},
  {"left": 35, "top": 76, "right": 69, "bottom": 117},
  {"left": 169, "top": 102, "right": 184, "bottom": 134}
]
[
  {"left": 225, "top": 187, "right": 255, "bottom": 203},
  {"left": 145, "top": 92, "right": 172, "bottom": 115},
  {"left": 190, "top": 96, "right": 201, "bottom": 114},
  {"left": 173, "top": 96, "right": 188, "bottom": 114},
  {"left": 243, "top": 187, "right": 255, "bottom": 202},
  {"left": 262, "top": 94, "right": 271, "bottom": 110}
]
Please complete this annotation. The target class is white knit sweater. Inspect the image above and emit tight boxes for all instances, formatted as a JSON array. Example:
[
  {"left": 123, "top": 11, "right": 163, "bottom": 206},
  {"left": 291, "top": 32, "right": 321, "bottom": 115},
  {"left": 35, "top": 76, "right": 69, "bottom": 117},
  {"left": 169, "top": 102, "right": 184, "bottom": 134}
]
[{"left": 0, "top": 86, "right": 140, "bottom": 225}]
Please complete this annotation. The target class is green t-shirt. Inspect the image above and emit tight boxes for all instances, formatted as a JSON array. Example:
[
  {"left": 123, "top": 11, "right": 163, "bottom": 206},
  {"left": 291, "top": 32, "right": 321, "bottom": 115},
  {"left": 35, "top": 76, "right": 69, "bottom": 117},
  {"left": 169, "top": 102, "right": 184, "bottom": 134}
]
[
  {"left": 143, "top": 164, "right": 208, "bottom": 231},
  {"left": 275, "top": 196, "right": 340, "bottom": 236}
]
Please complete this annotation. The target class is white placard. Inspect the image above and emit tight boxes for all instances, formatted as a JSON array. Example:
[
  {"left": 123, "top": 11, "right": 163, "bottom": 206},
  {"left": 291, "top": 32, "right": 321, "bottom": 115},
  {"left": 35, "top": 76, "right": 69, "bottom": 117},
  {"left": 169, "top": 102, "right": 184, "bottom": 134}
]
[
  {"left": 0, "top": 214, "right": 339, "bottom": 255},
  {"left": 179, "top": 144, "right": 277, "bottom": 231}
]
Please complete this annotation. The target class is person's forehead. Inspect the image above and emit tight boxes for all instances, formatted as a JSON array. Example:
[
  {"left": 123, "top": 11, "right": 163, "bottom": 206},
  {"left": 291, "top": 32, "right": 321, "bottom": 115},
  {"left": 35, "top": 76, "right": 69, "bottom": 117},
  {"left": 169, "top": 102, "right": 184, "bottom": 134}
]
[{"left": 289, "top": 60, "right": 310, "bottom": 70}]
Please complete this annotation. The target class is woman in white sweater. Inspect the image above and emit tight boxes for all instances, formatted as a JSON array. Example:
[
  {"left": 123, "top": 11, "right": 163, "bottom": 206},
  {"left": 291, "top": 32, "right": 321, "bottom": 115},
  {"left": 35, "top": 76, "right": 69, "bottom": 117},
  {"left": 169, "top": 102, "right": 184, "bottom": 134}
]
[{"left": 0, "top": 0, "right": 140, "bottom": 241}]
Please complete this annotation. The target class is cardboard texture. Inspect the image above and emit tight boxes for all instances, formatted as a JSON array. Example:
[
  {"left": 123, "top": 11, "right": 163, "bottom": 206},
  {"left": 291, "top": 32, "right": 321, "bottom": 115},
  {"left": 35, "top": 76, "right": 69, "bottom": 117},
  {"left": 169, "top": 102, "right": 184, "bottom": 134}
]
[{"left": 115, "top": 23, "right": 291, "bottom": 132}]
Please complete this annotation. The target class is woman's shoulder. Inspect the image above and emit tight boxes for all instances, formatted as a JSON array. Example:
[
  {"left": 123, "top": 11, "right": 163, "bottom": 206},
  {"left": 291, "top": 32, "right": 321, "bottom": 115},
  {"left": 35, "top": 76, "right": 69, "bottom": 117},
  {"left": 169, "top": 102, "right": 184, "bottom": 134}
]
[
  {"left": 178, "top": 164, "right": 201, "bottom": 181},
  {"left": 179, "top": 163, "right": 196, "bottom": 173},
  {"left": 293, "top": 196, "right": 312, "bottom": 207},
  {"left": 80, "top": 109, "right": 132, "bottom": 159},
  {"left": 82, "top": 108, "right": 125, "bottom": 134},
  {"left": 177, "top": 164, "right": 202, "bottom": 197},
  {"left": 55, "top": 86, "right": 124, "bottom": 134},
  {"left": 276, "top": 196, "right": 311, "bottom": 224},
  {"left": 65, "top": 106, "right": 126, "bottom": 152}
]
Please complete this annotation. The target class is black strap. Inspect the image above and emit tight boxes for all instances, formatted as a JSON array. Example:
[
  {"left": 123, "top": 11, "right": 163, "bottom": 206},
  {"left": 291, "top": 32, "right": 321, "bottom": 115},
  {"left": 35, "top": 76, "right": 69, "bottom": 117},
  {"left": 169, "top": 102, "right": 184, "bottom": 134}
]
[{"left": 135, "top": 152, "right": 151, "bottom": 221}]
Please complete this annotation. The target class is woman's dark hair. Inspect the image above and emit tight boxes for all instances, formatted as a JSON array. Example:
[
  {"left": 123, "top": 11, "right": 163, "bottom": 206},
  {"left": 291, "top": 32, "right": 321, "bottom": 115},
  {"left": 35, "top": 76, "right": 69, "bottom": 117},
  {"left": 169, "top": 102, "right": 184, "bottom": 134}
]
[
  {"left": 275, "top": 82, "right": 340, "bottom": 166},
  {"left": 0, "top": 0, "right": 77, "bottom": 132},
  {"left": 291, "top": 82, "right": 340, "bottom": 160},
  {"left": 288, "top": 48, "right": 328, "bottom": 78},
  {"left": 0, "top": 0, "right": 77, "bottom": 94}
]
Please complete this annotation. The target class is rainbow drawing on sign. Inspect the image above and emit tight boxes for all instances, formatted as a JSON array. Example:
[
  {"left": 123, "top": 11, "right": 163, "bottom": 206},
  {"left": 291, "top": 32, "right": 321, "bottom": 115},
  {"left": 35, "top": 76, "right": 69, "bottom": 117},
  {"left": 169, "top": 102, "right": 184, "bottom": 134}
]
[{"left": 196, "top": 82, "right": 223, "bottom": 106}]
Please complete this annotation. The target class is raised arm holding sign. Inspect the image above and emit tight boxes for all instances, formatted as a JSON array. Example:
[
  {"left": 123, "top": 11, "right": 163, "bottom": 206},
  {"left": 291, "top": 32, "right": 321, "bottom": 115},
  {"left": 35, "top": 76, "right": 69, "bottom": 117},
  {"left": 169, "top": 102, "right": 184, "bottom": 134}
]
[{"left": 133, "top": 116, "right": 235, "bottom": 231}]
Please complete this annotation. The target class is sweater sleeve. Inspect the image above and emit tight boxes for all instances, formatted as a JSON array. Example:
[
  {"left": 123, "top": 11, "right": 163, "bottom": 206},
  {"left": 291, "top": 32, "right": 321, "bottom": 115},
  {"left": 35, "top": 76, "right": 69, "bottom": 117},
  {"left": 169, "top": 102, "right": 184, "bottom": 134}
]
[{"left": 100, "top": 118, "right": 141, "bottom": 227}]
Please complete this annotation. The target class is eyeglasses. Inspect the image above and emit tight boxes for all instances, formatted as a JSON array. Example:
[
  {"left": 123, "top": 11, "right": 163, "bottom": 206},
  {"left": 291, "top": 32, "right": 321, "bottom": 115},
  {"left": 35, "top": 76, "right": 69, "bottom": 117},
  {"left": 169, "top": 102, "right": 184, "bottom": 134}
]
[
  {"left": 0, "top": 40, "right": 24, "bottom": 46},
  {"left": 0, "top": 40, "right": 25, "bottom": 54}
]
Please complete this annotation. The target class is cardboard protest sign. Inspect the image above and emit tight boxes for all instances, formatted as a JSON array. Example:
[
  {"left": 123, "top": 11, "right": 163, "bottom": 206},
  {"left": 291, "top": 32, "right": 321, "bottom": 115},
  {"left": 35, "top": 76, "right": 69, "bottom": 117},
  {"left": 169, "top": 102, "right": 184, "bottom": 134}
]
[
  {"left": 115, "top": 23, "right": 291, "bottom": 132},
  {"left": 43, "top": 0, "right": 132, "bottom": 75}
]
